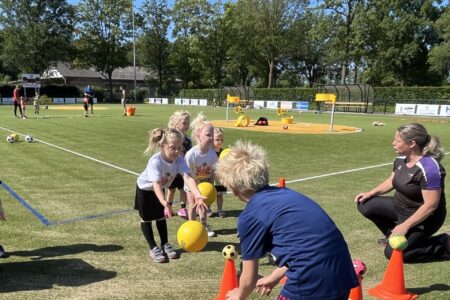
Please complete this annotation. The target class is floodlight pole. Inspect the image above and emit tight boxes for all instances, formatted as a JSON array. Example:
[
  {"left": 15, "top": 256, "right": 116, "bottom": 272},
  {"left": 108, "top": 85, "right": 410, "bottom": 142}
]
[
  {"left": 329, "top": 103, "right": 335, "bottom": 132},
  {"left": 132, "top": 0, "right": 137, "bottom": 102}
]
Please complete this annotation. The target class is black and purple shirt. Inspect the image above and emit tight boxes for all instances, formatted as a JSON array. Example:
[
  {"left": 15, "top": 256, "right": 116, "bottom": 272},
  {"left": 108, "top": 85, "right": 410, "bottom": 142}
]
[{"left": 392, "top": 155, "right": 446, "bottom": 220}]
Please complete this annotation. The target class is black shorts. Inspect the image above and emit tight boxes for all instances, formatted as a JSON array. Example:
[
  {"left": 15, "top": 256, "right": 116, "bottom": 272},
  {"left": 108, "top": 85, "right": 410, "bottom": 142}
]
[
  {"left": 134, "top": 185, "right": 164, "bottom": 221},
  {"left": 88, "top": 98, "right": 94, "bottom": 105},
  {"left": 168, "top": 174, "right": 184, "bottom": 190},
  {"left": 215, "top": 185, "right": 227, "bottom": 193}
]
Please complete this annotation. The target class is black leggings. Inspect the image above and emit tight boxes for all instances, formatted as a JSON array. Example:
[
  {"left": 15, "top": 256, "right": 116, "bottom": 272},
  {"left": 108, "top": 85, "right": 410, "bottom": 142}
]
[
  {"left": 357, "top": 196, "right": 447, "bottom": 263},
  {"left": 14, "top": 101, "right": 23, "bottom": 117}
]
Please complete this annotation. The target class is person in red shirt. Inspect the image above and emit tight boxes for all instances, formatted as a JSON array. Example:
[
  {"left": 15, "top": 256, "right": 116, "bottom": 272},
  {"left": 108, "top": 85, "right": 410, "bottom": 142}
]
[{"left": 12, "top": 85, "right": 23, "bottom": 118}]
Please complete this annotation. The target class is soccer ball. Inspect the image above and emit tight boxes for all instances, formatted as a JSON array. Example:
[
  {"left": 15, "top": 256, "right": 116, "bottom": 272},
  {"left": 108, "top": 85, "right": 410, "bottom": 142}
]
[
  {"left": 283, "top": 125, "right": 288, "bottom": 130},
  {"left": 25, "top": 135, "right": 33, "bottom": 143},
  {"left": 6, "top": 135, "right": 15, "bottom": 143},
  {"left": 222, "top": 245, "right": 238, "bottom": 260}
]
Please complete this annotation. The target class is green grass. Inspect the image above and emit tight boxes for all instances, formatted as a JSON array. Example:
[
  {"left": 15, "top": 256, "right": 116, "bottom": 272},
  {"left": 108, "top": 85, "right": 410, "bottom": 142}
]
[{"left": 0, "top": 104, "right": 449, "bottom": 299}]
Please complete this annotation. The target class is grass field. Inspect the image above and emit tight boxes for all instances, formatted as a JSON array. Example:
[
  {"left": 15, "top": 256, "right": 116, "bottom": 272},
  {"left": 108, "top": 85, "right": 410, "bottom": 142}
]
[{"left": 0, "top": 104, "right": 449, "bottom": 299}]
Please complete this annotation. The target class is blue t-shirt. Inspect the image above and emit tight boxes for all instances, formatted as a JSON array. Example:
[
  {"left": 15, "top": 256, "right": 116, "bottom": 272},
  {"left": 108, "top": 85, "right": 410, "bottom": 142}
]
[
  {"left": 83, "top": 86, "right": 94, "bottom": 98},
  {"left": 238, "top": 186, "right": 358, "bottom": 299}
]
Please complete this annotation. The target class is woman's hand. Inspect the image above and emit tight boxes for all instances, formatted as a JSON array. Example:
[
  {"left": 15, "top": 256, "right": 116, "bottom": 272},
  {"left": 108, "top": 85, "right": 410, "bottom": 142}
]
[
  {"left": 354, "top": 192, "right": 372, "bottom": 203},
  {"left": 391, "top": 223, "right": 410, "bottom": 236}
]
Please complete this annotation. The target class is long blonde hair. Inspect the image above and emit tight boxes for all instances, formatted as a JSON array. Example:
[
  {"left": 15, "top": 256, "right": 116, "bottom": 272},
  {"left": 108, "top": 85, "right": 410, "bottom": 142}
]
[
  {"left": 397, "top": 123, "right": 444, "bottom": 161},
  {"left": 190, "top": 112, "right": 212, "bottom": 144},
  {"left": 168, "top": 110, "right": 191, "bottom": 129},
  {"left": 143, "top": 128, "right": 183, "bottom": 157}
]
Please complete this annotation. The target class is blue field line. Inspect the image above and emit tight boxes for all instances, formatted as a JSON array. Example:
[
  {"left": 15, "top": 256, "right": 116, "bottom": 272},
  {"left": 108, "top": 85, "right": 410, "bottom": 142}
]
[
  {"left": 0, "top": 181, "right": 51, "bottom": 226},
  {"left": 48, "top": 208, "right": 134, "bottom": 226}
]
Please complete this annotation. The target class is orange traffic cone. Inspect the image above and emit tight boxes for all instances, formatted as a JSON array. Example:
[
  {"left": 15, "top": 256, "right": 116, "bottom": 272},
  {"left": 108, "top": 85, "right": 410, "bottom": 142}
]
[
  {"left": 279, "top": 177, "right": 286, "bottom": 188},
  {"left": 368, "top": 249, "right": 418, "bottom": 299},
  {"left": 348, "top": 274, "right": 363, "bottom": 300},
  {"left": 215, "top": 259, "right": 239, "bottom": 300}
]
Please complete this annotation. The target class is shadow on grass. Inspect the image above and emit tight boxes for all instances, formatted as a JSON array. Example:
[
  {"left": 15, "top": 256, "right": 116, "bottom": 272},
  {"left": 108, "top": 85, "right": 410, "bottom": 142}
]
[
  {"left": 408, "top": 283, "right": 450, "bottom": 296},
  {"left": 8, "top": 243, "right": 123, "bottom": 260},
  {"left": 0, "top": 258, "right": 116, "bottom": 293}
]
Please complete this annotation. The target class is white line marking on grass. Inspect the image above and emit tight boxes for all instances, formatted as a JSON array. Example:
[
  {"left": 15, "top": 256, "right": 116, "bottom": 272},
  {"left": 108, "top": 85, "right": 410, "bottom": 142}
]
[
  {"left": 273, "top": 151, "right": 450, "bottom": 186},
  {"left": 0, "top": 127, "right": 139, "bottom": 176}
]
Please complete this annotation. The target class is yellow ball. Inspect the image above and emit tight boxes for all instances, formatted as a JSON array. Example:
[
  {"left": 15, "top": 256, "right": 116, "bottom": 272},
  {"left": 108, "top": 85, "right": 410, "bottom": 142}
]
[
  {"left": 198, "top": 182, "right": 217, "bottom": 206},
  {"left": 222, "top": 245, "right": 238, "bottom": 260},
  {"left": 219, "top": 148, "right": 231, "bottom": 160},
  {"left": 11, "top": 133, "right": 19, "bottom": 141},
  {"left": 389, "top": 235, "right": 408, "bottom": 250},
  {"left": 177, "top": 221, "right": 208, "bottom": 252}
]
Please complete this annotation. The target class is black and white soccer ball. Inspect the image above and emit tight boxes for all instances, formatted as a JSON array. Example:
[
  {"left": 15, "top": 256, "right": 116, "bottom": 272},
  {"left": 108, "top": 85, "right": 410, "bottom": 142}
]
[
  {"left": 222, "top": 245, "right": 238, "bottom": 260},
  {"left": 25, "top": 135, "right": 33, "bottom": 143},
  {"left": 6, "top": 135, "right": 15, "bottom": 143}
]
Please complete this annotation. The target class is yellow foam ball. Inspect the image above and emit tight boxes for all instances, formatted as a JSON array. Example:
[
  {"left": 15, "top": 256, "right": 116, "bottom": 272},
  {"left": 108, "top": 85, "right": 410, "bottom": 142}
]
[
  {"left": 389, "top": 235, "right": 408, "bottom": 250},
  {"left": 198, "top": 182, "right": 217, "bottom": 206},
  {"left": 219, "top": 148, "right": 231, "bottom": 160},
  {"left": 177, "top": 220, "right": 208, "bottom": 252},
  {"left": 11, "top": 133, "right": 19, "bottom": 141}
]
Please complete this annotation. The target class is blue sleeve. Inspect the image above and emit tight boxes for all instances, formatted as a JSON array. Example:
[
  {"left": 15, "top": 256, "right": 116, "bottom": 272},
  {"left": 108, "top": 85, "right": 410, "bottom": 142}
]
[{"left": 238, "top": 213, "right": 269, "bottom": 260}]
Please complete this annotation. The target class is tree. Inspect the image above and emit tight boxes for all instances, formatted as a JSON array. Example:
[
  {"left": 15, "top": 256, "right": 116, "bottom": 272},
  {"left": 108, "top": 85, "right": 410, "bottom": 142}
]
[
  {"left": 429, "top": 6, "right": 450, "bottom": 82},
  {"left": 239, "top": 0, "right": 305, "bottom": 88},
  {"left": 363, "top": 0, "right": 443, "bottom": 86},
  {"left": 139, "top": 0, "right": 171, "bottom": 96},
  {"left": 322, "top": 0, "right": 366, "bottom": 84},
  {"left": 0, "top": 0, "right": 75, "bottom": 75},
  {"left": 170, "top": 0, "right": 212, "bottom": 88},
  {"left": 282, "top": 10, "right": 336, "bottom": 87},
  {"left": 75, "top": 0, "right": 132, "bottom": 101}
]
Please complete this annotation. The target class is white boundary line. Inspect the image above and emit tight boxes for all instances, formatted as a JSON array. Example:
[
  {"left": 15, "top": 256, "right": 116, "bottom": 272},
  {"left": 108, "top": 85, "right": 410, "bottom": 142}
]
[
  {"left": 2, "top": 126, "right": 448, "bottom": 184},
  {"left": 1, "top": 127, "right": 139, "bottom": 176}
]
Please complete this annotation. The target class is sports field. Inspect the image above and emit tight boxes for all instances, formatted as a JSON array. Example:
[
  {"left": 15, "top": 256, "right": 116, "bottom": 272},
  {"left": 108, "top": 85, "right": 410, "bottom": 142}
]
[{"left": 0, "top": 104, "right": 449, "bottom": 299}]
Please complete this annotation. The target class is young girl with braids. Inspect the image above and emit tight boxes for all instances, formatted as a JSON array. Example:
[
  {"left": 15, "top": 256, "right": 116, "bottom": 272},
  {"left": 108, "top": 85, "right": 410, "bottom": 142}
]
[{"left": 135, "top": 128, "right": 207, "bottom": 263}]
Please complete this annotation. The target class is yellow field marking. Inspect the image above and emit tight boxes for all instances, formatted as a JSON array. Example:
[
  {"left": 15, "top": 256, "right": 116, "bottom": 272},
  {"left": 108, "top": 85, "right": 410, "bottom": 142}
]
[{"left": 211, "top": 120, "right": 362, "bottom": 134}]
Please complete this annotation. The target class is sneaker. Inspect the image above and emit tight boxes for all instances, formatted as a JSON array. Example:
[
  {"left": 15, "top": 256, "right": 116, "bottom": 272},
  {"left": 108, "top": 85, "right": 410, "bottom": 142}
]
[
  {"left": 439, "top": 233, "right": 450, "bottom": 259},
  {"left": 205, "top": 224, "right": 216, "bottom": 237},
  {"left": 177, "top": 208, "right": 188, "bottom": 219},
  {"left": 206, "top": 209, "right": 214, "bottom": 218},
  {"left": 163, "top": 243, "right": 178, "bottom": 260},
  {"left": 149, "top": 246, "right": 167, "bottom": 263},
  {"left": 378, "top": 238, "right": 388, "bottom": 246},
  {"left": 217, "top": 210, "right": 226, "bottom": 218},
  {"left": 0, "top": 245, "right": 9, "bottom": 259}
]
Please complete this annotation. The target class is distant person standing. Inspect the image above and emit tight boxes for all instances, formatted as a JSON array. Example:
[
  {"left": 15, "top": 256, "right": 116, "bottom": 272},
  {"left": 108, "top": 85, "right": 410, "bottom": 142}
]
[
  {"left": 12, "top": 85, "right": 23, "bottom": 118},
  {"left": 120, "top": 86, "right": 127, "bottom": 116},
  {"left": 83, "top": 84, "right": 94, "bottom": 115},
  {"left": 34, "top": 92, "right": 40, "bottom": 115},
  {"left": 20, "top": 96, "right": 27, "bottom": 119}
]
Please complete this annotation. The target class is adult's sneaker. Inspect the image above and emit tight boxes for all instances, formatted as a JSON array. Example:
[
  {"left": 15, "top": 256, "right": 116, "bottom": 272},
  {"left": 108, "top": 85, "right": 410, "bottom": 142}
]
[
  {"left": 177, "top": 208, "right": 188, "bottom": 219},
  {"left": 149, "top": 246, "right": 168, "bottom": 263},
  {"left": 163, "top": 243, "right": 178, "bottom": 260},
  {"left": 0, "top": 245, "right": 9, "bottom": 258}
]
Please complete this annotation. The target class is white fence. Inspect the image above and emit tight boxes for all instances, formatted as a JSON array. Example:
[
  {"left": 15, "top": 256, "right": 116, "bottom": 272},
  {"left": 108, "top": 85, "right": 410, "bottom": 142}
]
[{"left": 395, "top": 103, "right": 450, "bottom": 117}]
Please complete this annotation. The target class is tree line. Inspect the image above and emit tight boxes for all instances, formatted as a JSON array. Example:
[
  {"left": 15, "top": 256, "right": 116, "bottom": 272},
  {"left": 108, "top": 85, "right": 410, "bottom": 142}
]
[{"left": 0, "top": 0, "right": 449, "bottom": 99}]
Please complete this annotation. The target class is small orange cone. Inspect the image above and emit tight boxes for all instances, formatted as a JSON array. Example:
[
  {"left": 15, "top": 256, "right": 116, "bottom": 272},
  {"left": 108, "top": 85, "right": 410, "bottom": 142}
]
[
  {"left": 215, "top": 259, "right": 239, "bottom": 300},
  {"left": 348, "top": 274, "right": 363, "bottom": 300},
  {"left": 279, "top": 276, "right": 287, "bottom": 286},
  {"left": 368, "top": 249, "right": 418, "bottom": 299},
  {"left": 279, "top": 178, "right": 286, "bottom": 188}
]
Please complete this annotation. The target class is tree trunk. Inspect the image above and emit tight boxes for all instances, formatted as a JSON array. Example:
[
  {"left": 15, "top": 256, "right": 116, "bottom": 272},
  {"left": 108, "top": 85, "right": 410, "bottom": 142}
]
[{"left": 267, "top": 59, "right": 273, "bottom": 89}]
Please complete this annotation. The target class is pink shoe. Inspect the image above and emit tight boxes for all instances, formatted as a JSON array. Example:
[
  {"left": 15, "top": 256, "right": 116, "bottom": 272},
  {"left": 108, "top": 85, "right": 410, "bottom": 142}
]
[{"left": 177, "top": 208, "right": 188, "bottom": 219}]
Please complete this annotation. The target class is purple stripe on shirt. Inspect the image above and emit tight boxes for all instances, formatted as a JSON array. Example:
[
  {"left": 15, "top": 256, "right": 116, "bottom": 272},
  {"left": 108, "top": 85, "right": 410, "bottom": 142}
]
[{"left": 417, "top": 156, "right": 441, "bottom": 189}]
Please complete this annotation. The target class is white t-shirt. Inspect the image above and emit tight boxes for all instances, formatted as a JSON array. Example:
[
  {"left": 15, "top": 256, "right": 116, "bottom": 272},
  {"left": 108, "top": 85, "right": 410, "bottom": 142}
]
[
  {"left": 137, "top": 152, "right": 191, "bottom": 190},
  {"left": 184, "top": 146, "right": 218, "bottom": 182}
]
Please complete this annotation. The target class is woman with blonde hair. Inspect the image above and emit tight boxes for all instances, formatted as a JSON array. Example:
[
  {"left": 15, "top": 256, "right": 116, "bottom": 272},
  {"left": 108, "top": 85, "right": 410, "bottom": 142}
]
[{"left": 355, "top": 123, "right": 448, "bottom": 262}]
